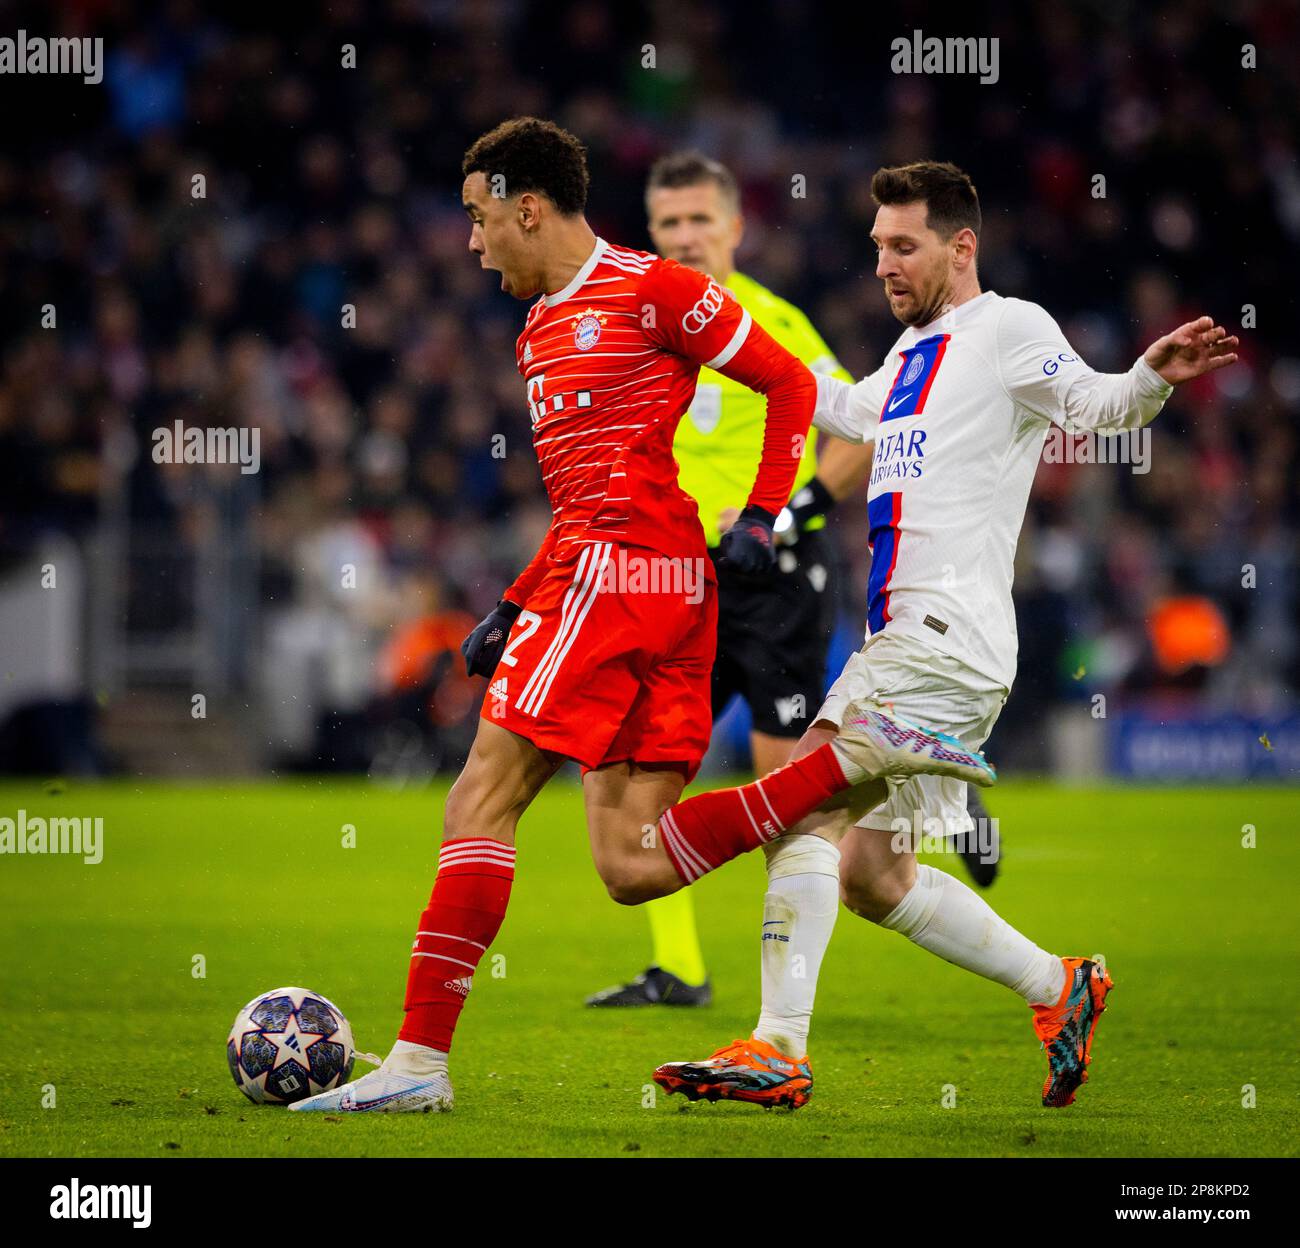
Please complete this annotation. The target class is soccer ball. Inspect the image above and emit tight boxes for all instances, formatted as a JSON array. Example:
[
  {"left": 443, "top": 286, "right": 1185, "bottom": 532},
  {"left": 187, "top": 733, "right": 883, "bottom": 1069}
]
[{"left": 226, "top": 986, "right": 355, "bottom": 1105}]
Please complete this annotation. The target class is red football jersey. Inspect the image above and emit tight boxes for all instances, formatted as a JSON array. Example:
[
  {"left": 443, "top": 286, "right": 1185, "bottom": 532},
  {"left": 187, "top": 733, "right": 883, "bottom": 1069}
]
[{"left": 503, "top": 237, "right": 815, "bottom": 606}]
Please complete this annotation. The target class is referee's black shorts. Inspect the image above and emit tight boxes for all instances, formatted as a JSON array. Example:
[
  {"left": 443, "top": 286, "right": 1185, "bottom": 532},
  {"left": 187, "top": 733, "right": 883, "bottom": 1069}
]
[{"left": 709, "top": 529, "right": 835, "bottom": 738}]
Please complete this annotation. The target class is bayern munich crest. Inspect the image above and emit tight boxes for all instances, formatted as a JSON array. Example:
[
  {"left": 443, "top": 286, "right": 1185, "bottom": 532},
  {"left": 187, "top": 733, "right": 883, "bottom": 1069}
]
[{"left": 572, "top": 308, "right": 606, "bottom": 350}]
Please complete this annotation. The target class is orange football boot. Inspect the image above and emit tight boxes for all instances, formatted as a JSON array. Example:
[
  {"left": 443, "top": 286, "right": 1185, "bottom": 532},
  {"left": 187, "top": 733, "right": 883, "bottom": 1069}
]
[
  {"left": 653, "top": 1037, "right": 812, "bottom": 1109},
  {"left": 1032, "top": 956, "right": 1114, "bottom": 1107}
]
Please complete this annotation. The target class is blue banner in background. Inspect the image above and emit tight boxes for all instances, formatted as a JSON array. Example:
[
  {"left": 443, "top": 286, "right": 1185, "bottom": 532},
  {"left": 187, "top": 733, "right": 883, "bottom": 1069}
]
[{"left": 1110, "top": 713, "right": 1300, "bottom": 782}]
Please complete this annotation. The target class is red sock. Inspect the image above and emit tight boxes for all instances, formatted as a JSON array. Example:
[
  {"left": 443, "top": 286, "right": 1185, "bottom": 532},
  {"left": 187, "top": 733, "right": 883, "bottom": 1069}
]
[
  {"left": 398, "top": 837, "right": 515, "bottom": 1052},
  {"left": 658, "top": 743, "right": 849, "bottom": 883}
]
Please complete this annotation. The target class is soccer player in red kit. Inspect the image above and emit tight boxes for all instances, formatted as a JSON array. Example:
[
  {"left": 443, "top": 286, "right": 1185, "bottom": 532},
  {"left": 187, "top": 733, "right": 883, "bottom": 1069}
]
[{"left": 292, "top": 118, "right": 995, "bottom": 1115}]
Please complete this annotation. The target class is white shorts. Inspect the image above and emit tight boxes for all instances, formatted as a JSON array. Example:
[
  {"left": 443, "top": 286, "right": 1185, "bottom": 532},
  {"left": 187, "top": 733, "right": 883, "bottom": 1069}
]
[{"left": 816, "top": 632, "right": 1009, "bottom": 833}]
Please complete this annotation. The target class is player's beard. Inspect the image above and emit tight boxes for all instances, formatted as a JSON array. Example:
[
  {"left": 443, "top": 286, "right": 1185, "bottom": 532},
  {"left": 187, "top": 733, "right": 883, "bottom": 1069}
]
[
  {"left": 905, "top": 299, "right": 942, "bottom": 327},
  {"left": 901, "top": 281, "right": 955, "bottom": 328},
  {"left": 892, "top": 262, "right": 958, "bottom": 327}
]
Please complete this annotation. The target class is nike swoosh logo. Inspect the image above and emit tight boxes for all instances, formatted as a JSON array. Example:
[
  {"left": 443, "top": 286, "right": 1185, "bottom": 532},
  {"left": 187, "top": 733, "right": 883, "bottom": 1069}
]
[
  {"left": 762, "top": 920, "right": 786, "bottom": 926},
  {"left": 888, "top": 392, "right": 912, "bottom": 411}
]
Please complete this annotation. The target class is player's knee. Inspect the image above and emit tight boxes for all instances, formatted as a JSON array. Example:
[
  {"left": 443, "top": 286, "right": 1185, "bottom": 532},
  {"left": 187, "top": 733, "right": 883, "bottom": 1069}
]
[
  {"left": 443, "top": 767, "right": 509, "bottom": 841},
  {"left": 840, "top": 873, "right": 906, "bottom": 923},
  {"left": 441, "top": 774, "right": 479, "bottom": 839},
  {"left": 598, "top": 856, "right": 669, "bottom": 906}
]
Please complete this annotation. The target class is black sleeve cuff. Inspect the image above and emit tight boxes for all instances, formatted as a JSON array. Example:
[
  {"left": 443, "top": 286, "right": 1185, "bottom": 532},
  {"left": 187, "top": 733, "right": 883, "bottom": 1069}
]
[{"left": 788, "top": 476, "right": 835, "bottom": 528}]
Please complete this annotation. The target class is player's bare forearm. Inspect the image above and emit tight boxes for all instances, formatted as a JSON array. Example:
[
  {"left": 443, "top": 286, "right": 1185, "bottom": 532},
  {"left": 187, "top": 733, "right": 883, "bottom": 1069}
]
[
  {"left": 816, "top": 436, "right": 874, "bottom": 502},
  {"left": 1143, "top": 316, "right": 1239, "bottom": 386}
]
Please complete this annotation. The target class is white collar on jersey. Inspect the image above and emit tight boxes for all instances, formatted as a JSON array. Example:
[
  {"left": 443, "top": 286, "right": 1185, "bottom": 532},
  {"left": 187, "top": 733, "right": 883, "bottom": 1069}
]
[{"left": 543, "top": 236, "right": 607, "bottom": 308}]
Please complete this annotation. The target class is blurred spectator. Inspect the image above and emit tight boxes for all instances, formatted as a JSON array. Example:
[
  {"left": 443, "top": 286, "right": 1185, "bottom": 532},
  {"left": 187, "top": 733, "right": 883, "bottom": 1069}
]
[{"left": 0, "top": 0, "right": 1296, "bottom": 771}]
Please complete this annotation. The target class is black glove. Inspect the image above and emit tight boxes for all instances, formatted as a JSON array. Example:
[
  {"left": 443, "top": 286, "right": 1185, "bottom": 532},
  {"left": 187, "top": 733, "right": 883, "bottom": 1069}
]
[
  {"left": 461, "top": 599, "right": 522, "bottom": 677},
  {"left": 717, "top": 504, "right": 778, "bottom": 574},
  {"left": 785, "top": 476, "right": 836, "bottom": 538}
]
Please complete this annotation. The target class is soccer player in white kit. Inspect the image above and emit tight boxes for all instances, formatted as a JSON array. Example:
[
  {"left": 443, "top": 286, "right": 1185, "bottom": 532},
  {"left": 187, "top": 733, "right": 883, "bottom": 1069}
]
[{"left": 654, "top": 161, "right": 1239, "bottom": 1110}]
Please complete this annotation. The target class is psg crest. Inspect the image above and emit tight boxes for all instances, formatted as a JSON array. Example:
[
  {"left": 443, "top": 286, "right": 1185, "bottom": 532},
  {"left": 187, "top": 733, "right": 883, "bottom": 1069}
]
[{"left": 572, "top": 308, "right": 606, "bottom": 350}]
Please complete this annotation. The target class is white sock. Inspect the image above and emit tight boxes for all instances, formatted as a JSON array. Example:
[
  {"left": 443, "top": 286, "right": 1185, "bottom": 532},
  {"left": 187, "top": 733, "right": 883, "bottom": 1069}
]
[
  {"left": 752, "top": 835, "right": 841, "bottom": 1056},
  {"left": 878, "top": 864, "right": 1066, "bottom": 1005},
  {"left": 385, "top": 1038, "right": 449, "bottom": 1075}
]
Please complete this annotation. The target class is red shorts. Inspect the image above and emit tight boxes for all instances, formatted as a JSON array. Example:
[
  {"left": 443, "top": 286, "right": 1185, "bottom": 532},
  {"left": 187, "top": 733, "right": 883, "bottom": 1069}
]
[{"left": 482, "top": 541, "right": 717, "bottom": 780}]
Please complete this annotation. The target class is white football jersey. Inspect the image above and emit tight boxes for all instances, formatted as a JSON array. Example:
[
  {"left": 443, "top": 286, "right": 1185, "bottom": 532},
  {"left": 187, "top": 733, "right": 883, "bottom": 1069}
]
[{"left": 815, "top": 291, "right": 1173, "bottom": 687}]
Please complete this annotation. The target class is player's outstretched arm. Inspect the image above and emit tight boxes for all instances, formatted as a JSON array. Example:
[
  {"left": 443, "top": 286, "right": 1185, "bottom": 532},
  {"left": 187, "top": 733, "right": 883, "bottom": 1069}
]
[
  {"left": 999, "top": 300, "right": 1239, "bottom": 436},
  {"left": 1142, "top": 316, "right": 1239, "bottom": 385}
]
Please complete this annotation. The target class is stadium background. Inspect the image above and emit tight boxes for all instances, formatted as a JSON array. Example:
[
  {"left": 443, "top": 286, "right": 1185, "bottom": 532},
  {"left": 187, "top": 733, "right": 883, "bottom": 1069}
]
[
  {"left": 1, "top": 0, "right": 1297, "bottom": 785},
  {"left": 2, "top": 0, "right": 1300, "bottom": 1170}
]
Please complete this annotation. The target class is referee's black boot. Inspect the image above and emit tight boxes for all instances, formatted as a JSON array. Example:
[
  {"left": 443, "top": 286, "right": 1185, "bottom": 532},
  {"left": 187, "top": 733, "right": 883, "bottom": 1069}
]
[
  {"left": 955, "top": 786, "right": 1000, "bottom": 888},
  {"left": 585, "top": 966, "right": 712, "bottom": 1007}
]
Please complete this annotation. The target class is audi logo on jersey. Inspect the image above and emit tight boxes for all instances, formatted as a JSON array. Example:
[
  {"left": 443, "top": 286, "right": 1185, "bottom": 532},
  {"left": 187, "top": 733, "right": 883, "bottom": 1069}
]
[{"left": 681, "top": 281, "right": 727, "bottom": 334}]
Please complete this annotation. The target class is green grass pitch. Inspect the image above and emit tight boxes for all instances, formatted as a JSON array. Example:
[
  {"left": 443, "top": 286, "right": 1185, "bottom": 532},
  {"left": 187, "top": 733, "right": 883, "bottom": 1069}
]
[{"left": 0, "top": 779, "right": 1296, "bottom": 1158}]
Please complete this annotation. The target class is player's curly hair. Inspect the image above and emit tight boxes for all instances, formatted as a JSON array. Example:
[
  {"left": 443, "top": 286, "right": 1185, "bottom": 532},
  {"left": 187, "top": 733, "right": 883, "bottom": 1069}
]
[
  {"left": 462, "top": 117, "right": 589, "bottom": 216},
  {"left": 871, "top": 161, "right": 980, "bottom": 239}
]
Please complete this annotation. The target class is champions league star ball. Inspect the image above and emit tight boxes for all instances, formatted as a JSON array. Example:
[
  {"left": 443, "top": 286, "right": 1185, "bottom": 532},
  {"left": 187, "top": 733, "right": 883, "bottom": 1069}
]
[{"left": 226, "top": 986, "right": 355, "bottom": 1104}]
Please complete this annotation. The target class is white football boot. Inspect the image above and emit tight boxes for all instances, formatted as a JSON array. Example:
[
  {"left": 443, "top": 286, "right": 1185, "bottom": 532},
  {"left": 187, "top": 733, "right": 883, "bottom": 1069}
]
[
  {"left": 834, "top": 698, "right": 997, "bottom": 788},
  {"left": 289, "top": 1064, "right": 454, "bottom": 1114}
]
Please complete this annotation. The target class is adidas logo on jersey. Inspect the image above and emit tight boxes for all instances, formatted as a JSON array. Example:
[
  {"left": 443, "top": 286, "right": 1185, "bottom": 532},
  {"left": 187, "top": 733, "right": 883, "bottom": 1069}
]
[
  {"left": 489, "top": 676, "right": 508, "bottom": 703},
  {"left": 522, "top": 342, "right": 532, "bottom": 363},
  {"left": 444, "top": 976, "right": 473, "bottom": 997}
]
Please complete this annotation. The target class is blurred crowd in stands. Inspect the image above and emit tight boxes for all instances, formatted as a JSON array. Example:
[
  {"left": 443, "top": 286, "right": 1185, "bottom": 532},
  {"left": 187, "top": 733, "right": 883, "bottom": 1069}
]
[{"left": 1, "top": 0, "right": 1297, "bottom": 771}]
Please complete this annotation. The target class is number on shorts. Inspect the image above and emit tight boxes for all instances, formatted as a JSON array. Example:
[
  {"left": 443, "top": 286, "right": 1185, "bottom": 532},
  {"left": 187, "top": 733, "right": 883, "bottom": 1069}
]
[{"left": 500, "top": 610, "right": 542, "bottom": 667}]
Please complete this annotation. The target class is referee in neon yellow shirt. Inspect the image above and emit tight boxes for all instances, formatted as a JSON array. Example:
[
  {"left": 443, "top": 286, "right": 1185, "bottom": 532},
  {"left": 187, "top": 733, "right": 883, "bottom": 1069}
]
[{"left": 586, "top": 152, "right": 874, "bottom": 1007}]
